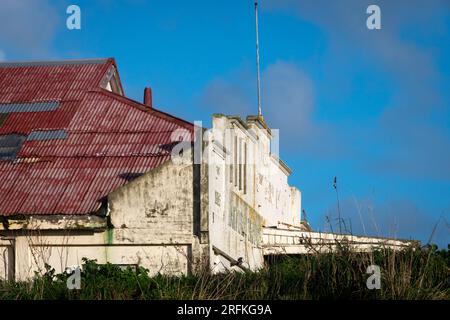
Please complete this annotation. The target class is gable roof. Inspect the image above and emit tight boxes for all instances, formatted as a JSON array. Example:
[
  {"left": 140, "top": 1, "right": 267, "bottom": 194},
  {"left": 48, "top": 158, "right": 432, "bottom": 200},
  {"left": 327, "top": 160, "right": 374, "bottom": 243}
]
[{"left": 0, "top": 58, "right": 193, "bottom": 216}]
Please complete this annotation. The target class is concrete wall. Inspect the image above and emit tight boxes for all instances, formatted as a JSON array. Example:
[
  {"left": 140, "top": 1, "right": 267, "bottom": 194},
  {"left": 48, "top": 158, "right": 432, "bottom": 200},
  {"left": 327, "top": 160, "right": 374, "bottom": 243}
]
[
  {"left": 262, "top": 227, "right": 417, "bottom": 254},
  {"left": 246, "top": 119, "right": 301, "bottom": 228},
  {"left": 108, "top": 155, "right": 207, "bottom": 274},
  {"left": 0, "top": 230, "right": 194, "bottom": 281},
  {"left": 207, "top": 136, "right": 264, "bottom": 271},
  {"left": 206, "top": 115, "right": 302, "bottom": 272},
  {"left": 0, "top": 154, "right": 210, "bottom": 281}
]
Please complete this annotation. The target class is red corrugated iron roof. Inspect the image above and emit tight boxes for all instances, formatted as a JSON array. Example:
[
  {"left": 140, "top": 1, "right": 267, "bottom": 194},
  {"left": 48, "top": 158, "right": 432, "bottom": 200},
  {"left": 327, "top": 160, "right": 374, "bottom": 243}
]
[{"left": 0, "top": 58, "right": 193, "bottom": 216}]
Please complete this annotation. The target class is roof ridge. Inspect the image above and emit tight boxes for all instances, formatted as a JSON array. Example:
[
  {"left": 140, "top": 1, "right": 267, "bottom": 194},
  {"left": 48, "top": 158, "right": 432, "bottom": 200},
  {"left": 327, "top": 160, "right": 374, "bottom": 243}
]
[
  {"left": 0, "top": 58, "right": 112, "bottom": 68},
  {"left": 94, "top": 88, "right": 194, "bottom": 130}
]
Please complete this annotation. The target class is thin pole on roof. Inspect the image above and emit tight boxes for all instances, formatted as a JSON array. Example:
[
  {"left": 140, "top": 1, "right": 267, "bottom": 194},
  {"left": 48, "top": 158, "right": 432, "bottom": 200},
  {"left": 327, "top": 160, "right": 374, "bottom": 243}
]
[{"left": 254, "top": 0, "right": 262, "bottom": 117}]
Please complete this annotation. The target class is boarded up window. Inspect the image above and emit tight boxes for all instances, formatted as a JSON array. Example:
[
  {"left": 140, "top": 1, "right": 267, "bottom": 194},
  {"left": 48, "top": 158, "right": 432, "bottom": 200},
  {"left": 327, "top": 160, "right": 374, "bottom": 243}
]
[{"left": 0, "top": 134, "right": 26, "bottom": 160}]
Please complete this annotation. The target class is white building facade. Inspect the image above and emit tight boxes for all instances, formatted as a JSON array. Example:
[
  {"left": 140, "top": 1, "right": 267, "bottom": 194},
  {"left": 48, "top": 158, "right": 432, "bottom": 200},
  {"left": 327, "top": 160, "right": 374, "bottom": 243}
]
[{"left": 205, "top": 114, "right": 301, "bottom": 272}]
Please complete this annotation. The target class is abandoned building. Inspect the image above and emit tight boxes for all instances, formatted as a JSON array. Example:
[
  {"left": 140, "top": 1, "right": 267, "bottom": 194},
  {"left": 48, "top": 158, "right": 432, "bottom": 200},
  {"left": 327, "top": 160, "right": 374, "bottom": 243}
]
[{"left": 0, "top": 58, "right": 414, "bottom": 281}]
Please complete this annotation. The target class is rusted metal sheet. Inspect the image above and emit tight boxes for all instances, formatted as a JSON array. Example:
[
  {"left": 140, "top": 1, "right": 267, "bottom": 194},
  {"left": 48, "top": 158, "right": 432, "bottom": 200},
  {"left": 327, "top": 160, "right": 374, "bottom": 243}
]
[{"left": 0, "top": 59, "right": 194, "bottom": 216}]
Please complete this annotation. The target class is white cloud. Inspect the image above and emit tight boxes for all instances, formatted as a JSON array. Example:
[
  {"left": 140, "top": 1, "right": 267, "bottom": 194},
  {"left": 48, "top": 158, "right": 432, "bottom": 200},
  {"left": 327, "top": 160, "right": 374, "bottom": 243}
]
[
  {"left": 265, "top": 0, "right": 450, "bottom": 179},
  {"left": 262, "top": 61, "right": 317, "bottom": 143},
  {"left": 199, "top": 61, "right": 342, "bottom": 157},
  {"left": 0, "top": 50, "right": 5, "bottom": 62},
  {"left": 0, "top": 0, "right": 59, "bottom": 55}
]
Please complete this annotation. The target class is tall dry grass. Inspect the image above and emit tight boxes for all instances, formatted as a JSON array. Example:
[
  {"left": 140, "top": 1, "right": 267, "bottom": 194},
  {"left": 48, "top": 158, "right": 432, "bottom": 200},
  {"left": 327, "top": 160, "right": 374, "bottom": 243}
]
[{"left": 0, "top": 244, "right": 448, "bottom": 300}]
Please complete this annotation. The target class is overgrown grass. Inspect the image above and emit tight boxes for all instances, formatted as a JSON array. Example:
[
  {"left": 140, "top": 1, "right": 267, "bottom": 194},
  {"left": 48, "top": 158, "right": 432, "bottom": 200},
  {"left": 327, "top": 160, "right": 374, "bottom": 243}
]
[{"left": 1, "top": 245, "right": 448, "bottom": 300}]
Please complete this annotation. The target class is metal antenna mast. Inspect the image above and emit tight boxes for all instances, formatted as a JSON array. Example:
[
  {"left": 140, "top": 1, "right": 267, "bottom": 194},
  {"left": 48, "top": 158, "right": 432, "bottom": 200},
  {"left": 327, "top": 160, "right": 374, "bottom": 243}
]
[{"left": 255, "top": 0, "right": 262, "bottom": 117}]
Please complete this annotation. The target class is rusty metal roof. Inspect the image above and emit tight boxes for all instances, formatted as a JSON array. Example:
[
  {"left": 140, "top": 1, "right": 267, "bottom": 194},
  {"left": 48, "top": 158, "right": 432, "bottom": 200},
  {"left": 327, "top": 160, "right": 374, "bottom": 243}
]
[
  {"left": 0, "top": 58, "right": 110, "bottom": 68},
  {"left": 0, "top": 58, "right": 193, "bottom": 216}
]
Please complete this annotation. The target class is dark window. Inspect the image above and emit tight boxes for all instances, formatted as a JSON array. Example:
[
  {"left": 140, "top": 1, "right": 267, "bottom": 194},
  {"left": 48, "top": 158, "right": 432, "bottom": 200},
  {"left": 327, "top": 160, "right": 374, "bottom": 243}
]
[
  {"left": 230, "top": 135, "right": 234, "bottom": 184},
  {"left": 234, "top": 136, "right": 238, "bottom": 186},
  {"left": 244, "top": 141, "right": 247, "bottom": 194},
  {"left": 0, "top": 114, "right": 8, "bottom": 128},
  {"left": 239, "top": 138, "right": 242, "bottom": 190},
  {"left": 0, "top": 134, "right": 26, "bottom": 160}
]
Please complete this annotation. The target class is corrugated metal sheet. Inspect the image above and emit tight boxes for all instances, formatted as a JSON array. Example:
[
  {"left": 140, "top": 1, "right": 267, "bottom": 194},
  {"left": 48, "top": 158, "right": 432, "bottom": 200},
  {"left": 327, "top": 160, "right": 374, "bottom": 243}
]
[
  {"left": 0, "top": 59, "right": 194, "bottom": 216},
  {"left": 0, "top": 60, "right": 111, "bottom": 104},
  {"left": 0, "top": 58, "right": 109, "bottom": 68},
  {"left": 0, "top": 101, "right": 59, "bottom": 113}
]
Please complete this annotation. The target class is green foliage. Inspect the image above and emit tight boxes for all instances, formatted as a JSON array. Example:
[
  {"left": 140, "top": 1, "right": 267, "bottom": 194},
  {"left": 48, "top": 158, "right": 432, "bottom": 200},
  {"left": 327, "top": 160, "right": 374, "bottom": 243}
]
[{"left": 0, "top": 246, "right": 448, "bottom": 300}]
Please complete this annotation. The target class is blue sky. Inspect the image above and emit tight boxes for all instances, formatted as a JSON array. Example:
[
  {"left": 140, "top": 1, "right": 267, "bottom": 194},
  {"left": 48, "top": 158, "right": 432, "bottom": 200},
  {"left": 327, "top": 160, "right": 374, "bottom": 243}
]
[{"left": 0, "top": 0, "right": 449, "bottom": 247}]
